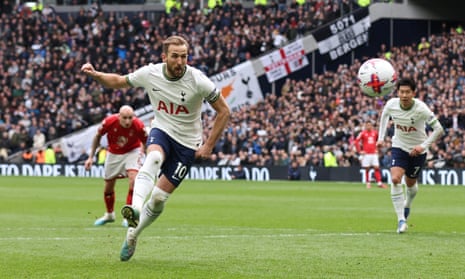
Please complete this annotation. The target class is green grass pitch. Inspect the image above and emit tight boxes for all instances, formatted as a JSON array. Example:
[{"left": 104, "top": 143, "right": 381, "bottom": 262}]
[{"left": 0, "top": 176, "right": 464, "bottom": 278}]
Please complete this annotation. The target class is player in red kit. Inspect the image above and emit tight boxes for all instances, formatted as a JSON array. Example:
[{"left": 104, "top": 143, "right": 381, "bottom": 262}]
[
  {"left": 354, "top": 121, "right": 387, "bottom": 189},
  {"left": 85, "top": 105, "right": 148, "bottom": 226}
]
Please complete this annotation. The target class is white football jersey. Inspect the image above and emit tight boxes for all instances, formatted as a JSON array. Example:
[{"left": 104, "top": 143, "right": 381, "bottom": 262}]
[
  {"left": 127, "top": 63, "right": 219, "bottom": 150},
  {"left": 378, "top": 98, "right": 442, "bottom": 153}
]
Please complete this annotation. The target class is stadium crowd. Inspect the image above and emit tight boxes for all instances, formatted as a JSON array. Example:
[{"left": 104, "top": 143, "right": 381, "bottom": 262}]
[{"left": 0, "top": 1, "right": 464, "bottom": 170}]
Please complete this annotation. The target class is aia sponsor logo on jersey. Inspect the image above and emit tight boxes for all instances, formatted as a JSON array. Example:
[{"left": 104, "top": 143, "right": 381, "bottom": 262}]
[
  {"left": 396, "top": 124, "right": 417, "bottom": 132},
  {"left": 157, "top": 100, "right": 189, "bottom": 114}
]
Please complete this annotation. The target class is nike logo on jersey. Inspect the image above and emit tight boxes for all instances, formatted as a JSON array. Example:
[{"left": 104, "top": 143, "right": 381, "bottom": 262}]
[{"left": 152, "top": 88, "right": 161, "bottom": 91}]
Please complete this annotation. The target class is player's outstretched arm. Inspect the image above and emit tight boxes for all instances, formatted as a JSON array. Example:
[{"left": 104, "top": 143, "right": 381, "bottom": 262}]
[{"left": 81, "top": 62, "right": 130, "bottom": 89}]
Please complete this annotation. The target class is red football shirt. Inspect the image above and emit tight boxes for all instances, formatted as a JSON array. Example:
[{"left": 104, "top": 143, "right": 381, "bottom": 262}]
[
  {"left": 98, "top": 114, "right": 147, "bottom": 154},
  {"left": 354, "top": 129, "right": 378, "bottom": 154}
]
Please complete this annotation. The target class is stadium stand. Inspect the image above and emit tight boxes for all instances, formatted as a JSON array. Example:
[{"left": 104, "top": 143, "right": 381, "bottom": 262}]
[
  {"left": 0, "top": 1, "right": 463, "bottom": 170},
  {"left": 0, "top": 0, "right": 348, "bottom": 162}
]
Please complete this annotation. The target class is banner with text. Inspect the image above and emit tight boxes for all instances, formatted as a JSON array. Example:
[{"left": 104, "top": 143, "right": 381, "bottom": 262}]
[
  {"left": 260, "top": 39, "right": 309, "bottom": 83},
  {"left": 3, "top": 163, "right": 465, "bottom": 186},
  {"left": 313, "top": 8, "right": 370, "bottom": 61},
  {"left": 207, "top": 61, "right": 263, "bottom": 113}
]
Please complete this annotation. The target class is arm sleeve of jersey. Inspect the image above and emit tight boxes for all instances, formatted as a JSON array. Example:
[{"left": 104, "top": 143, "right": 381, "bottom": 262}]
[
  {"left": 126, "top": 65, "right": 150, "bottom": 88},
  {"left": 98, "top": 118, "right": 108, "bottom": 136},
  {"left": 378, "top": 109, "right": 389, "bottom": 141},
  {"left": 196, "top": 70, "right": 220, "bottom": 103},
  {"left": 420, "top": 116, "right": 444, "bottom": 150}
]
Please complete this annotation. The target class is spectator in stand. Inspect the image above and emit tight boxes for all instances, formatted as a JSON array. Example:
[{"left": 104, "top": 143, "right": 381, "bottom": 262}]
[
  {"left": 231, "top": 164, "right": 246, "bottom": 180},
  {"left": 9, "top": 125, "right": 28, "bottom": 154},
  {"left": 417, "top": 37, "right": 430, "bottom": 51},
  {"left": 0, "top": 131, "right": 10, "bottom": 162},
  {"left": 35, "top": 148, "right": 45, "bottom": 164},
  {"left": 32, "top": 129, "right": 46, "bottom": 150},
  {"left": 380, "top": 149, "right": 392, "bottom": 169},
  {"left": 288, "top": 160, "right": 301, "bottom": 180},
  {"left": 22, "top": 148, "right": 34, "bottom": 163},
  {"left": 44, "top": 144, "right": 56, "bottom": 164},
  {"left": 208, "top": 0, "right": 223, "bottom": 10},
  {"left": 323, "top": 146, "right": 338, "bottom": 167},
  {"left": 75, "top": 149, "right": 89, "bottom": 163},
  {"left": 54, "top": 144, "right": 68, "bottom": 164}
]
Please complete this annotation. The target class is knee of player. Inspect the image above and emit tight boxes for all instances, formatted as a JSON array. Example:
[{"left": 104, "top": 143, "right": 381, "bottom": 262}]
[
  {"left": 153, "top": 189, "right": 169, "bottom": 203},
  {"left": 391, "top": 176, "right": 403, "bottom": 185},
  {"left": 146, "top": 150, "right": 164, "bottom": 165},
  {"left": 148, "top": 188, "right": 170, "bottom": 211}
]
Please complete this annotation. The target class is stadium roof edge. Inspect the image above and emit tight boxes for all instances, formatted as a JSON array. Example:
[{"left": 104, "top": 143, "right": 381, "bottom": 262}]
[
  {"left": 369, "top": 2, "right": 465, "bottom": 21},
  {"left": 51, "top": 2, "right": 256, "bottom": 13},
  {"left": 52, "top": 4, "right": 165, "bottom": 13}
]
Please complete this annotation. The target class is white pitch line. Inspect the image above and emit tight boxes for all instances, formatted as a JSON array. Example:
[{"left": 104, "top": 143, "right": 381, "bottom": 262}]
[
  {"left": 1, "top": 230, "right": 463, "bottom": 241},
  {"left": 0, "top": 232, "right": 416, "bottom": 241}
]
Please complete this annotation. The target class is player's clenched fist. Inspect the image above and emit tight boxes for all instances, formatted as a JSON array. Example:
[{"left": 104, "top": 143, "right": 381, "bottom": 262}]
[{"left": 81, "top": 63, "right": 96, "bottom": 76}]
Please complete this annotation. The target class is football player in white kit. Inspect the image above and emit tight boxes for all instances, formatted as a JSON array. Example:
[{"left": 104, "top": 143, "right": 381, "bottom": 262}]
[
  {"left": 377, "top": 78, "right": 444, "bottom": 233},
  {"left": 81, "top": 35, "right": 231, "bottom": 260}
]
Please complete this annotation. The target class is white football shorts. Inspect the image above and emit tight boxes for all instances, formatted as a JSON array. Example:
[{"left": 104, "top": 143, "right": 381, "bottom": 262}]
[
  {"left": 360, "top": 153, "right": 380, "bottom": 168},
  {"left": 104, "top": 147, "right": 145, "bottom": 180}
]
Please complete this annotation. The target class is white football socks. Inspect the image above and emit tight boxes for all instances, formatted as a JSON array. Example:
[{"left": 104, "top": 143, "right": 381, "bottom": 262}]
[
  {"left": 132, "top": 150, "right": 164, "bottom": 212},
  {"left": 404, "top": 183, "right": 418, "bottom": 208},
  {"left": 390, "top": 183, "right": 405, "bottom": 221},
  {"left": 134, "top": 186, "right": 170, "bottom": 237}
]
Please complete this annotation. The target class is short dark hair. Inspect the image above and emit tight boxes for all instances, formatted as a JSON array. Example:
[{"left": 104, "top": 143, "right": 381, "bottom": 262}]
[
  {"left": 396, "top": 77, "right": 416, "bottom": 91},
  {"left": 162, "top": 35, "right": 189, "bottom": 54}
]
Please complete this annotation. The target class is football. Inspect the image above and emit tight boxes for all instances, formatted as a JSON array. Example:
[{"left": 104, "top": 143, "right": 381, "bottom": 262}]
[{"left": 357, "top": 58, "right": 397, "bottom": 97}]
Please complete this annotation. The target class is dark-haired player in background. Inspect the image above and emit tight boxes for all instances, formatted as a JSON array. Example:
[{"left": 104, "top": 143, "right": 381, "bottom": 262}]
[{"left": 377, "top": 78, "right": 444, "bottom": 233}]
